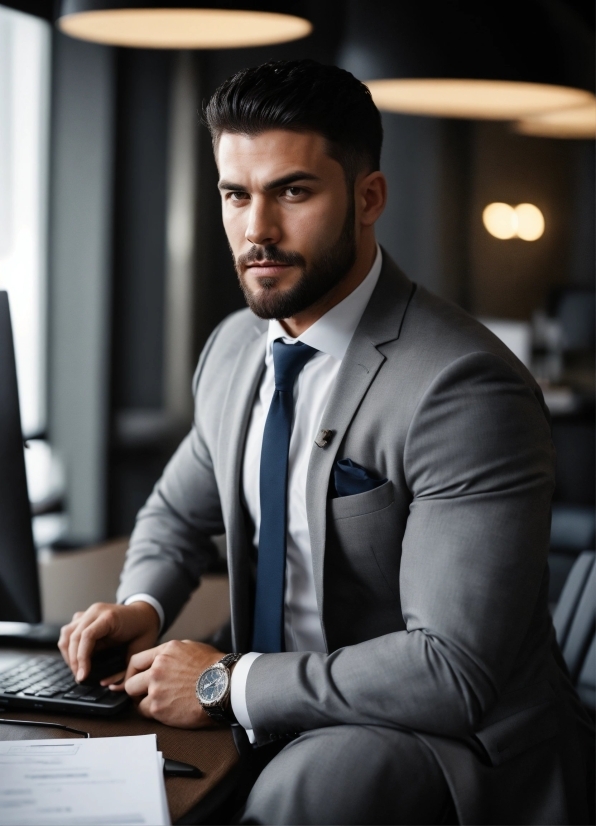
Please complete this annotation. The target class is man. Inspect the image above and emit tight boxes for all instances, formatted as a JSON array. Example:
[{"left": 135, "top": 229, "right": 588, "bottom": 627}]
[{"left": 59, "top": 60, "right": 592, "bottom": 825}]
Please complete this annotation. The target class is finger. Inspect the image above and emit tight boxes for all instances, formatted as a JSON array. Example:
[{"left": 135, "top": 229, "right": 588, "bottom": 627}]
[
  {"left": 124, "top": 646, "right": 159, "bottom": 683},
  {"left": 60, "top": 612, "right": 85, "bottom": 661},
  {"left": 124, "top": 669, "right": 151, "bottom": 698},
  {"left": 75, "top": 615, "right": 114, "bottom": 681},
  {"left": 136, "top": 695, "right": 154, "bottom": 719},
  {"left": 127, "top": 633, "right": 158, "bottom": 659},
  {"left": 100, "top": 670, "right": 126, "bottom": 687},
  {"left": 58, "top": 622, "right": 75, "bottom": 663},
  {"left": 67, "top": 609, "right": 102, "bottom": 676},
  {"left": 68, "top": 621, "right": 86, "bottom": 677}
]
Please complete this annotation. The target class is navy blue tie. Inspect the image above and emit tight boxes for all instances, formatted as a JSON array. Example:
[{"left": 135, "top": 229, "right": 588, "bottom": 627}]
[{"left": 252, "top": 340, "right": 318, "bottom": 653}]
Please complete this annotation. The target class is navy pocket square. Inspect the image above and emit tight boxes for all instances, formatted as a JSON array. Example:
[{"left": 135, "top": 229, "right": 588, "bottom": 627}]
[{"left": 333, "top": 458, "right": 388, "bottom": 498}]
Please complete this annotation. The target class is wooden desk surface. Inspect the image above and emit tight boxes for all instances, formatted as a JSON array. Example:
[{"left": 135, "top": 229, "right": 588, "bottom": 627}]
[{"left": 0, "top": 650, "right": 239, "bottom": 824}]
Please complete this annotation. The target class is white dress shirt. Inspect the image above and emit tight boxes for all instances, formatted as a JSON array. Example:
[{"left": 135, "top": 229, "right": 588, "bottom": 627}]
[{"left": 127, "top": 245, "right": 383, "bottom": 740}]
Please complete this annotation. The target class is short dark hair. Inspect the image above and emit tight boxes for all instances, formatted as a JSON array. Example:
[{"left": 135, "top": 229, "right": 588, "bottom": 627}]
[{"left": 203, "top": 59, "right": 383, "bottom": 184}]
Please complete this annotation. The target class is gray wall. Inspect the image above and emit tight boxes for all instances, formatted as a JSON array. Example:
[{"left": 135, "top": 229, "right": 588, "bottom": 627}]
[
  {"left": 375, "top": 113, "right": 443, "bottom": 295},
  {"left": 48, "top": 32, "right": 115, "bottom": 544}
]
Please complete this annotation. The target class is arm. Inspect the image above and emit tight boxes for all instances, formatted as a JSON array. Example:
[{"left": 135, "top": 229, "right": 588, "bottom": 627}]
[
  {"left": 115, "top": 423, "right": 225, "bottom": 630},
  {"left": 60, "top": 323, "right": 226, "bottom": 680},
  {"left": 245, "top": 352, "right": 555, "bottom": 743},
  {"left": 116, "top": 323, "right": 226, "bottom": 630}
]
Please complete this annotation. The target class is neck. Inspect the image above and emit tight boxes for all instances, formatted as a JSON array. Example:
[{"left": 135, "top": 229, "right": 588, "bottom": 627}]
[{"left": 279, "top": 234, "right": 377, "bottom": 338}]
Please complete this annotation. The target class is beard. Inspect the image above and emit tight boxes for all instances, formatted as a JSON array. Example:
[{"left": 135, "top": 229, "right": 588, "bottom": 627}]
[{"left": 233, "top": 197, "right": 357, "bottom": 320}]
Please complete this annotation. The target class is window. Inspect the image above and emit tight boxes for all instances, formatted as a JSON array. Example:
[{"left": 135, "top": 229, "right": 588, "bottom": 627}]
[
  {"left": 0, "top": 6, "right": 64, "bottom": 545},
  {"left": 0, "top": 4, "right": 50, "bottom": 438}
]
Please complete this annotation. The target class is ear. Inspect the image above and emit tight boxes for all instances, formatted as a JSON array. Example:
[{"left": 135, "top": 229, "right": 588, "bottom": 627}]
[{"left": 357, "top": 171, "right": 387, "bottom": 227}]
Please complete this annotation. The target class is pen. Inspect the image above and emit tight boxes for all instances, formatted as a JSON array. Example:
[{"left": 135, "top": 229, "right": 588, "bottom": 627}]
[{"left": 163, "top": 758, "right": 203, "bottom": 778}]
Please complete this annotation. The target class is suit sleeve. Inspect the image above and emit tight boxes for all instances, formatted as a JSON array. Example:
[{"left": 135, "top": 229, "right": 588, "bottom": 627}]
[
  {"left": 245, "top": 351, "right": 555, "bottom": 742},
  {"left": 116, "top": 324, "right": 226, "bottom": 631}
]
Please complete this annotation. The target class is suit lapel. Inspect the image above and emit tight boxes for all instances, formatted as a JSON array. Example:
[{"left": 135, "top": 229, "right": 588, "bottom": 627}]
[
  {"left": 218, "top": 321, "right": 267, "bottom": 651},
  {"left": 306, "top": 252, "right": 415, "bottom": 644}
]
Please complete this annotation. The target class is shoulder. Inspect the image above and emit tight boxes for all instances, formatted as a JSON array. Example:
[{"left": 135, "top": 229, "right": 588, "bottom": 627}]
[
  {"left": 212, "top": 306, "right": 266, "bottom": 350},
  {"left": 372, "top": 253, "right": 548, "bottom": 424},
  {"left": 191, "top": 307, "right": 266, "bottom": 395},
  {"left": 378, "top": 257, "right": 536, "bottom": 385},
  {"left": 406, "top": 285, "right": 528, "bottom": 374},
  {"left": 407, "top": 286, "right": 547, "bottom": 407}
]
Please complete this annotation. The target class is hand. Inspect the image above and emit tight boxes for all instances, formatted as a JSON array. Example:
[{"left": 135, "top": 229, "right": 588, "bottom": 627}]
[
  {"left": 58, "top": 602, "right": 161, "bottom": 684},
  {"left": 124, "top": 640, "right": 224, "bottom": 728}
]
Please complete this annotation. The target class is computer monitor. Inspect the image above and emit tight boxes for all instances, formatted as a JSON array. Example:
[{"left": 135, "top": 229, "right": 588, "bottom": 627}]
[{"left": 0, "top": 290, "right": 41, "bottom": 622}]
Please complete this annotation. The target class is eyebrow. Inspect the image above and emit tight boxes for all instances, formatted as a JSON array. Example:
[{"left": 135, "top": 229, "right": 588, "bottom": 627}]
[{"left": 217, "top": 171, "right": 321, "bottom": 193}]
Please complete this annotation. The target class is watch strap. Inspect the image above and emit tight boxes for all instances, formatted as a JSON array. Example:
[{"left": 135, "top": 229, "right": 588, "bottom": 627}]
[
  {"left": 219, "top": 652, "right": 243, "bottom": 670},
  {"left": 199, "top": 653, "right": 243, "bottom": 725}
]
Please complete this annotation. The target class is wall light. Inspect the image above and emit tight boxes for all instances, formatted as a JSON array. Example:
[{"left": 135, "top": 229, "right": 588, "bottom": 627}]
[
  {"left": 515, "top": 98, "right": 596, "bottom": 139},
  {"left": 515, "top": 204, "right": 545, "bottom": 241},
  {"left": 57, "top": 2, "right": 312, "bottom": 49},
  {"left": 483, "top": 203, "right": 545, "bottom": 241}
]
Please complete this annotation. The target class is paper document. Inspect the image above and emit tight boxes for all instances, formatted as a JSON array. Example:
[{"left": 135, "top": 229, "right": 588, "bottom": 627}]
[{"left": 0, "top": 734, "right": 170, "bottom": 826}]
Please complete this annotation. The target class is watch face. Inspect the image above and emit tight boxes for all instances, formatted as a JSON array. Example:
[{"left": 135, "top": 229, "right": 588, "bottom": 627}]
[{"left": 198, "top": 666, "right": 228, "bottom": 704}]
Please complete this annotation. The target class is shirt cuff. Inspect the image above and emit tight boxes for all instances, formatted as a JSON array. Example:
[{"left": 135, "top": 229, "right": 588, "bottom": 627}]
[
  {"left": 123, "top": 594, "right": 165, "bottom": 634},
  {"left": 230, "top": 652, "right": 262, "bottom": 743}
]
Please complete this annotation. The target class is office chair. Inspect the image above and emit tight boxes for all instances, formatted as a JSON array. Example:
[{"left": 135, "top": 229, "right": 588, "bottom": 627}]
[{"left": 553, "top": 550, "right": 595, "bottom": 714}]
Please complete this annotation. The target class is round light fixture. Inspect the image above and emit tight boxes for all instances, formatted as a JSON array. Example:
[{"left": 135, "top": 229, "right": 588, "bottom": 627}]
[
  {"left": 483, "top": 203, "right": 545, "bottom": 241},
  {"left": 339, "top": 1, "right": 594, "bottom": 123},
  {"left": 514, "top": 99, "right": 596, "bottom": 139},
  {"left": 57, "top": 4, "right": 312, "bottom": 49},
  {"left": 514, "top": 204, "right": 545, "bottom": 241},
  {"left": 365, "top": 79, "right": 593, "bottom": 121},
  {"left": 483, "top": 203, "right": 517, "bottom": 240}
]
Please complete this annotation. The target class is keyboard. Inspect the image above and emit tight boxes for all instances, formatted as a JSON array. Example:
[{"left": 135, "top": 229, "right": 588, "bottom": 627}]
[{"left": 0, "top": 654, "right": 129, "bottom": 716}]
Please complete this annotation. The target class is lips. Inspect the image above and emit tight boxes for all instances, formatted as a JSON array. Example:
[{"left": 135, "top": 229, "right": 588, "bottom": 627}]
[
  {"left": 246, "top": 262, "right": 293, "bottom": 277},
  {"left": 247, "top": 262, "right": 290, "bottom": 268}
]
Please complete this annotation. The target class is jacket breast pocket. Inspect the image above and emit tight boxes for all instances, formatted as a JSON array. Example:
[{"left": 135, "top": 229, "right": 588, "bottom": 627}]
[
  {"left": 330, "top": 478, "right": 395, "bottom": 519},
  {"left": 329, "top": 480, "right": 403, "bottom": 604}
]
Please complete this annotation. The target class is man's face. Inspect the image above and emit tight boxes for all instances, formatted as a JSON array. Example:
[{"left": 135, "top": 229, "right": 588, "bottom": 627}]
[{"left": 217, "top": 129, "right": 357, "bottom": 320}]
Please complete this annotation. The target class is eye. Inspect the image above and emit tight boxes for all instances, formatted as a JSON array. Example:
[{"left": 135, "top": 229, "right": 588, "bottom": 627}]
[
  {"left": 228, "top": 191, "right": 249, "bottom": 202},
  {"left": 283, "top": 186, "right": 305, "bottom": 199}
]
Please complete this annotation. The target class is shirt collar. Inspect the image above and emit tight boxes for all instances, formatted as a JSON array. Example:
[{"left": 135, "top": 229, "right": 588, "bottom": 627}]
[{"left": 266, "top": 244, "right": 382, "bottom": 362}]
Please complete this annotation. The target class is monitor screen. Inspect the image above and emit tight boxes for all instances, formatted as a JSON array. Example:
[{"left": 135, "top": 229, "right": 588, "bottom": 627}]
[{"left": 0, "top": 291, "right": 41, "bottom": 622}]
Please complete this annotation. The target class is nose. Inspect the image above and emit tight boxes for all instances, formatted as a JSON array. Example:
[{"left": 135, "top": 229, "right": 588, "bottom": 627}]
[{"left": 245, "top": 197, "right": 281, "bottom": 247}]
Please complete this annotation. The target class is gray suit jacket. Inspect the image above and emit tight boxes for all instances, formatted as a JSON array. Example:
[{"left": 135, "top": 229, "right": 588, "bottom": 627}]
[{"left": 118, "top": 252, "right": 591, "bottom": 824}]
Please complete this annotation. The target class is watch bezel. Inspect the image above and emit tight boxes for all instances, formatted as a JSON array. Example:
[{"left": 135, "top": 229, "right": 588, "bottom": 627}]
[{"left": 196, "top": 662, "right": 230, "bottom": 709}]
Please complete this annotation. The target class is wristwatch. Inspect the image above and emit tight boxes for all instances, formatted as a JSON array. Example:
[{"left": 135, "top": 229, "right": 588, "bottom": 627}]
[{"left": 195, "top": 653, "right": 243, "bottom": 725}]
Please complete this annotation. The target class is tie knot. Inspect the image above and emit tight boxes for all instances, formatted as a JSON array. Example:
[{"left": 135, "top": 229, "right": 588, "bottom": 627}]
[{"left": 272, "top": 340, "right": 317, "bottom": 392}]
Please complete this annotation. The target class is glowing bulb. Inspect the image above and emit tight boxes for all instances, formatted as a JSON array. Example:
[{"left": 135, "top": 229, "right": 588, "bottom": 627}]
[
  {"left": 482, "top": 203, "right": 545, "bottom": 241},
  {"left": 483, "top": 203, "right": 517, "bottom": 239},
  {"left": 515, "top": 203, "right": 545, "bottom": 241}
]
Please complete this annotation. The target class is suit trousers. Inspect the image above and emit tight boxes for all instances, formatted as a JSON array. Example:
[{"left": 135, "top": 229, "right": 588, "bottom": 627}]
[{"left": 240, "top": 724, "right": 453, "bottom": 825}]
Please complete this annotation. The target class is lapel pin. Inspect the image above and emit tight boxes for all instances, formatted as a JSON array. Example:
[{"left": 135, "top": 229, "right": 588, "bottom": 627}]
[{"left": 315, "top": 429, "right": 334, "bottom": 449}]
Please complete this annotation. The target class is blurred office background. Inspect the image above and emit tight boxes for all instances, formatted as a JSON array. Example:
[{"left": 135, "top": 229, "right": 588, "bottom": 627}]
[{"left": 0, "top": 0, "right": 594, "bottom": 623}]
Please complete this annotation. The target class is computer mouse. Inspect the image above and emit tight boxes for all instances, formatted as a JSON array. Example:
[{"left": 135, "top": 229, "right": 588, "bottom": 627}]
[{"left": 81, "top": 644, "right": 129, "bottom": 685}]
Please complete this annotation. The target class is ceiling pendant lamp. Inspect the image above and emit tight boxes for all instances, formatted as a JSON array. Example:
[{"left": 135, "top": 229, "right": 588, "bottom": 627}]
[
  {"left": 514, "top": 98, "right": 596, "bottom": 139},
  {"left": 338, "top": 0, "right": 595, "bottom": 121},
  {"left": 365, "top": 79, "right": 592, "bottom": 121},
  {"left": 56, "top": 1, "right": 312, "bottom": 49}
]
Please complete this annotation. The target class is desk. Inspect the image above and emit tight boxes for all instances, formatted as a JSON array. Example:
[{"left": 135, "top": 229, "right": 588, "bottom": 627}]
[
  {"left": 37, "top": 538, "right": 231, "bottom": 643},
  {"left": 0, "top": 651, "right": 240, "bottom": 824}
]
